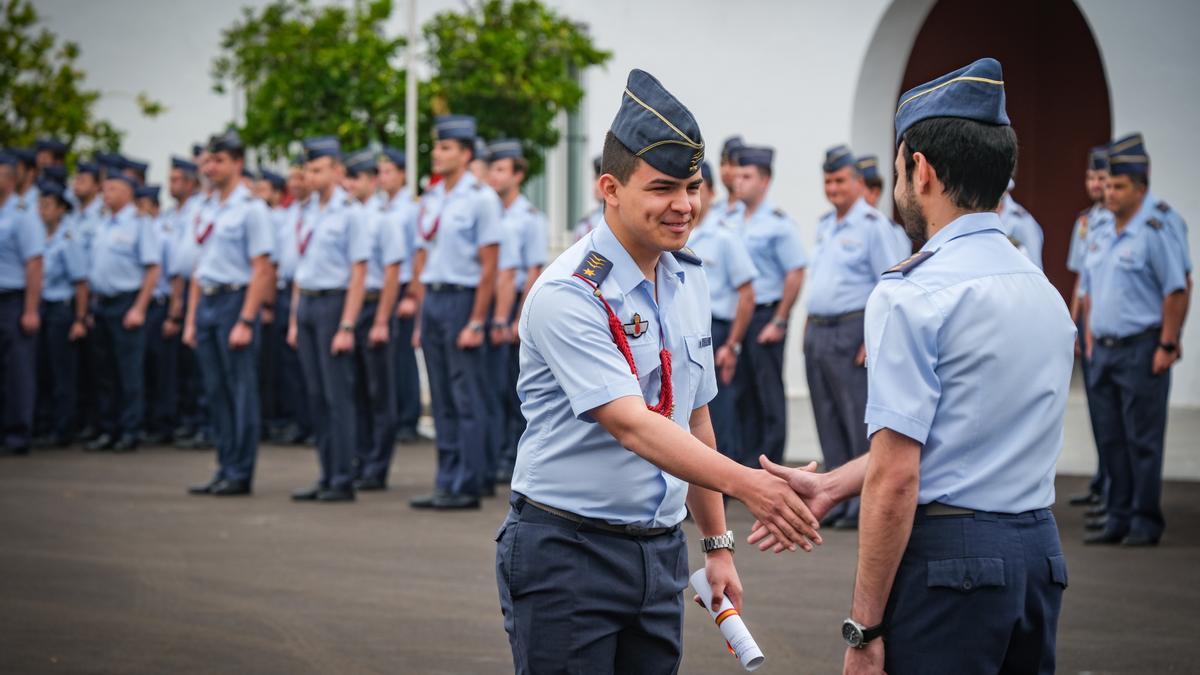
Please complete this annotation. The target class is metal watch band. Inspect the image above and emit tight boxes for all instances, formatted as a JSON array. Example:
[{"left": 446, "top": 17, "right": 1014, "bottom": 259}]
[{"left": 700, "top": 530, "right": 735, "bottom": 553}]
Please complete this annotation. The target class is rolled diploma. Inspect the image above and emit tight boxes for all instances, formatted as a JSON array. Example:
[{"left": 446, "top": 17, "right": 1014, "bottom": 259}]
[{"left": 690, "top": 569, "right": 766, "bottom": 671}]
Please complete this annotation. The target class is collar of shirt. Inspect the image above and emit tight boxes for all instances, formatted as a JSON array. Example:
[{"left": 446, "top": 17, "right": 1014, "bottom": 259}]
[
  {"left": 503, "top": 193, "right": 529, "bottom": 216},
  {"left": 744, "top": 198, "right": 779, "bottom": 227},
  {"left": 383, "top": 189, "right": 411, "bottom": 211},
  {"left": 591, "top": 219, "right": 687, "bottom": 300},
  {"left": 922, "top": 211, "right": 1005, "bottom": 251},
  {"left": 110, "top": 203, "right": 138, "bottom": 225},
  {"left": 314, "top": 186, "right": 351, "bottom": 215}
]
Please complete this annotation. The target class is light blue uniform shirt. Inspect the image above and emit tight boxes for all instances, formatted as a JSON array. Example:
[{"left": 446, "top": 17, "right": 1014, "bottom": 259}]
[
  {"left": 498, "top": 194, "right": 549, "bottom": 290},
  {"left": 806, "top": 198, "right": 898, "bottom": 315},
  {"left": 295, "top": 187, "right": 370, "bottom": 290},
  {"left": 361, "top": 196, "right": 408, "bottom": 291},
  {"left": 1145, "top": 191, "right": 1193, "bottom": 274},
  {"left": 736, "top": 199, "right": 807, "bottom": 304},
  {"left": 149, "top": 215, "right": 175, "bottom": 298},
  {"left": 1066, "top": 203, "right": 1111, "bottom": 276},
  {"left": 889, "top": 219, "right": 912, "bottom": 262},
  {"left": 378, "top": 191, "right": 418, "bottom": 285},
  {"left": 168, "top": 193, "right": 209, "bottom": 280},
  {"left": 573, "top": 204, "right": 605, "bottom": 242},
  {"left": 0, "top": 203, "right": 44, "bottom": 290},
  {"left": 88, "top": 203, "right": 159, "bottom": 296},
  {"left": 687, "top": 211, "right": 757, "bottom": 321},
  {"left": 416, "top": 173, "right": 503, "bottom": 286},
  {"left": 66, "top": 197, "right": 104, "bottom": 258},
  {"left": 713, "top": 196, "right": 745, "bottom": 226},
  {"left": 274, "top": 200, "right": 305, "bottom": 284},
  {"left": 41, "top": 224, "right": 87, "bottom": 301},
  {"left": 864, "top": 212, "right": 1075, "bottom": 513},
  {"left": 998, "top": 194, "right": 1044, "bottom": 269},
  {"left": 1080, "top": 198, "right": 1187, "bottom": 339},
  {"left": 194, "top": 184, "right": 273, "bottom": 287},
  {"left": 512, "top": 221, "right": 718, "bottom": 528}
]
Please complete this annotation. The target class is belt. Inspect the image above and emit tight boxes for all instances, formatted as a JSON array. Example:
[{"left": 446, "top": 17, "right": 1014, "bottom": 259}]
[
  {"left": 808, "top": 309, "right": 865, "bottom": 326},
  {"left": 363, "top": 289, "right": 381, "bottom": 303},
  {"left": 95, "top": 291, "right": 138, "bottom": 305},
  {"left": 1096, "top": 326, "right": 1159, "bottom": 349},
  {"left": 755, "top": 300, "right": 780, "bottom": 310},
  {"left": 515, "top": 495, "right": 678, "bottom": 538},
  {"left": 918, "top": 502, "right": 1051, "bottom": 521},
  {"left": 427, "top": 283, "right": 474, "bottom": 293},
  {"left": 299, "top": 288, "right": 345, "bottom": 297},
  {"left": 201, "top": 283, "right": 246, "bottom": 297},
  {"left": 151, "top": 296, "right": 169, "bottom": 306},
  {"left": 0, "top": 289, "right": 22, "bottom": 299},
  {"left": 277, "top": 279, "right": 293, "bottom": 292}
]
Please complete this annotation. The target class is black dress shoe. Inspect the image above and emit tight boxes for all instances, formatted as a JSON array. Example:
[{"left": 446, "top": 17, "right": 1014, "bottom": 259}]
[
  {"left": 395, "top": 427, "right": 419, "bottom": 444},
  {"left": 1085, "top": 517, "right": 1108, "bottom": 531},
  {"left": 481, "top": 483, "right": 496, "bottom": 498},
  {"left": 188, "top": 479, "right": 221, "bottom": 495},
  {"left": 140, "top": 430, "right": 172, "bottom": 445},
  {"left": 1121, "top": 532, "right": 1160, "bottom": 547},
  {"left": 1085, "top": 505, "right": 1108, "bottom": 518},
  {"left": 76, "top": 425, "right": 98, "bottom": 442},
  {"left": 1084, "top": 529, "right": 1128, "bottom": 545},
  {"left": 409, "top": 492, "right": 449, "bottom": 509},
  {"left": 85, "top": 433, "right": 115, "bottom": 452},
  {"left": 433, "top": 493, "right": 481, "bottom": 510},
  {"left": 354, "top": 476, "right": 388, "bottom": 491},
  {"left": 292, "top": 485, "right": 325, "bottom": 501},
  {"left": 833, "top": 518, "right": 859, "bottom": 531},
  {"left": 211, "top": 479, "right": 252, "bottom": 496},
  {"left": 111, "top": 435, "right": 139, "bottom": 453},
  {"left": 1069, "top": 491, "right": 1101, "bottom": 506},
  {"left": 317, "top": 487, "right": 356, "bottom": 502}
]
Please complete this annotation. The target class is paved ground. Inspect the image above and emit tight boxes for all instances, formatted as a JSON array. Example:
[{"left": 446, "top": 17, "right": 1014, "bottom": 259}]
[{"left": 1, "top": 434, "right": 1198, "bottom": 674}]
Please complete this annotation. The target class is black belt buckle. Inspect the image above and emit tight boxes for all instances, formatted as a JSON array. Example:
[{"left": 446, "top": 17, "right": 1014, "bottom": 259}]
[{"left": 624, "top": 524, "right": 650, "bottom": 536}]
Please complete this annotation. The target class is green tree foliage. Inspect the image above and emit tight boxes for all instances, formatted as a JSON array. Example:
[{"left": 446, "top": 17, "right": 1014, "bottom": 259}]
[
  {"left": 0, "top": 0, "right": 163, "bottom": 155},
  {"left": 212, "top": 0, "right": 409, "bottom": 161},
  {"left": 423, "top": 0, "right": 610, "bottom": 177}
]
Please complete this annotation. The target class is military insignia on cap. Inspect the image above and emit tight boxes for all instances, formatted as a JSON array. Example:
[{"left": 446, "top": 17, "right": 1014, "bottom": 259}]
[
  {"left": 623, "top": 313, "right": 650, "bottom": 339},
  {"left": 884, "top": 250, "right": 936, "bottom": 276},
  {"left": 609, "top": 69, "right": 705, "bottom": 179}
]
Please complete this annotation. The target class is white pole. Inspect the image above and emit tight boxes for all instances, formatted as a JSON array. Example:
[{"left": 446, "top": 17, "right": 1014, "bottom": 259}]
[{"left": 405, "top": 0, "right": 419, "bottom": 200}]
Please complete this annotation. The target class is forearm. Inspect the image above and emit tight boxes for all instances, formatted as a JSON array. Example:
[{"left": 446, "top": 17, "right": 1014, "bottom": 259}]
[
  {"left": 774, "top": 268, "right": 805, "bottom": 322},
  {"left": 289, "top": 283, "right": 300, "bottom": 325},
  {"left": 239, "top": 256, "right": 272, "bottom": 319},
  {"left": 1161, "top": 290, "right": 1187, "bottom": 343},
  {"left": 729, "top": 284, "right": 754, "bottom": 345},
  {"left": 1069, "top": 279, "right": 1081, "bottom": 323},
  {"left": 23, "top": 257, "right": 42, "bottom": 316},
  {"left": 471, "top": 256, "right": 498, "bottom": 323},
  {"left": 493, "top": 268, "right": 516, "bottom": 324},
  {"left": 185, "top": 275, "right": 201, "bottom": 328},
  {"left": 375, "top": 264, "right": 400, "bottom": 325},
  {"left": 73, "top": 281, "right": 89, "bottom": 320},
  {"left": 851, "top": 431, "right": 921, "bottom": 625},
  {"left": 135, "top": 265, "right": 160, "bottom": 312},
  {"left": 168, "top": 276, "right": 185, "bottom": 319},
  {"left": 340, "top": 262, "right": 368, "bottom": 325},
  {"left": 407, "top": 249, "right": 426, "bottom": 304},
  {"left": 687, "top": 406, "right": 729, "bottom": 537}
]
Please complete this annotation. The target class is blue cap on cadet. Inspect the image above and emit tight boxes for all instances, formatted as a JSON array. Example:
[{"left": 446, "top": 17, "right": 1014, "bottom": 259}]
[
  {"left": 0, "top": 151, "right": 16, "bottom": 167},
  {"left": 486, "top": 139, "right": 523, "bottom": 162},
  {"left": 721, "top": 135, "right": 745, "bottom": 162},
  {"left": 894, "top": 57, "right": 1009, "bottom": 146},
  {"left": 379, "top": 147, "right": 406, "bottom": 169},
  {"left": 344, "top": 148, "right": 378, "bottom": 176},
  {"left": 1107, "top": 133, "right": 1149, "bottom": 176},
  {"left": 123, "top": 157, "right": 149, "bottom": 177},
  {"left": 699, "top": 161, "right": 713, "bottom": 186},
  {"left": 76, "top": 161, "right": 100, "bottom": 177},
  {"left": 37, "top": 179, "right": 73, "bottom": 209},
  {"left": 171, "top": 155, "right": 199, "bottom": 175},
  {"left": 856, "top": 155, "right": 880, "bottom": 182},
  {"left": 35, "top": 137, "right": 68, "bottom": 157},
  {"left": 1087, "top": 145, "right": 1109, "bottom": 172},
  {"left": 735, "top": 145, "right": 774, "bottom": 170},
  {"left": 258, "top": 169, "right": 286, "bottom": 190},
  {"left": 95, "top": 152, "right": 123, "bottom": 170},
  {"left": 135, "top": 184, "right": 161, "bottom": 202},
  {"left": 473, "top": 137, "right": 488, "bottom": 160},
  {"left": 433, "top": 115, "right": 477, "bottom": 142},
  {"left": 303, "top": 135, "right": 342, "bottom": 161},
  {"left": 42, "top": 165, "right": 67, "bottom": 184},
  {"left": 823, "top": 144, "right": 855, "bottom": 172},
  {"left": 10, "top": 147, "right": 36, "bottom": 165},
  {"left": 105, "top": 169, "right": 138, "bottom": 189},
  {"left": 191, "top": 143, "right": 205, "bottom": 158},
  {"left": 610, "top": 69, "right": 704, "bottom": 179},
  {"left": 208, "top": 129, "right": 244, "bottom": 154}
]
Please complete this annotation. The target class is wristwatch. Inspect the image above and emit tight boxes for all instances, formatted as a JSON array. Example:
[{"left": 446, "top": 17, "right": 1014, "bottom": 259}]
[
  {"left": 842, "top": 618, "right": 884, "bottom": 649},
  {"left": 338, "top": 321, "right": 355, "bottom": 333},
  {"left": 468, "top": 319, "right": 486, "bottom": 333},
  {"left": 1159, "top": 342, "right": 1178, "bottom": 354},
  {"left": 238, "top": 316, "right": 255, "bottom": 327},
  {"left": 700, "top": 530, "right": 735, "bottom": 554},
  {"left": 771, "top": 318, "right": 788, "bottom": 330}
]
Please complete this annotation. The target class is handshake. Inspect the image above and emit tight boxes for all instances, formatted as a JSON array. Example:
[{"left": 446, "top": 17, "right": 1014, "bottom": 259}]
[{"left": 732, "top": 456, "right": 846, "bottom": 554}]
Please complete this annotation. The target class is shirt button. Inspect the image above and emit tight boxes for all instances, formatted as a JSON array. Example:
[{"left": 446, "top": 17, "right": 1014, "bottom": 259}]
[{"left": 962, "top": 579, "right": 973, "bottom": 591}]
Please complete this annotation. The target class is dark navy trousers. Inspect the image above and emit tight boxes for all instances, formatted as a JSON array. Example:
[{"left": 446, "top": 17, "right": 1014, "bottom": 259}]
[
  {"left": 421, "top": 287, "right": 488, "bottom": 497},
  {"left": 1087, "top": 335, "right": 1170, "bottom": 539},
  {"left": 296, "top": 292, "right": 356, "bottom": 490},
  {"left": 883, "top": 508, "right": 1067, "bottom": 675},
  {"left": 144, "top": 299, "right": 179, "bottom": 436},
  {"left": 0, "top": 292, "right": 36, "bottom": 451},
  {"left": 393, "top": 283, "right": 422, "bottom": 434},
  {"left": 353, "top": 302, "right": 397, "bottom": 482},
  {"left": 1077, "top": 314, "right": 1106, "bottom": 498},
  {"left": 496, "top": 494, "right": 688, "bottom": 674},
  {"left": 175, "top": 281, "right": 209, "bottom": 438},
  {"left": 736, "top": 304, "right": 787, "bottom": 466},
  {"left": 194, "top": 289, "right": 260, "bottom": 483},
  {"left": 36, "top": 300, "right": 78, "bottom": 440},
  {"left": 707, "top": 318, "right": 741, "bottom": 461},
  {"left": 803, "top": 314, "right": 869, "bottom": 520},
  {"left": 91, "top": 293, "right": 146, "bottom": 438},
  {"left": 492, "top": 291, "right": 525, "bottom": 479},
  {"left": 271, "top": 285, "right": 310, "bottom": 437}
]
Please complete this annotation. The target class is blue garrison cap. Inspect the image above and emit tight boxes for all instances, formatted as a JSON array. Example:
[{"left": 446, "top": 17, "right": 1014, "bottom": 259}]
[
  {"left": 123, "top": 157, "right": 149, "bottom": 177},
  {"left": 36, "top": 137, "right": 68, "bottom": 157},
  {"left": 95, "top": 152, "right": 123, "bottom": 170},
  {"left": 699, "top": 161, "right": 713, "bottom": 186},
  {"left": 344, "top": 148, "right": 378, "bottom": 176},
  {"left": 735, "top": 146, "right": 774, "bottom": 170},
  {"left": 721, "top": 135, "right": 745, "bottom": 162},
  {"left": 191, "top": 143, "right": 205, "bottom": 158},
  {"left": 258, "top": 169, "right": 286, "bottom": 190},
  {"left": 105, "top": 171, "right": 138, "bottom": 189},
  {"left": 487, "top": 139, "right": 524, "bottom": 162},
  {"left": 10, "top": 147, "right": 36, "bottom": 165},
  {"left": 0, "top": 152, "right": 16, "bottom": 167},
  {"left": 434, "top": 115, "right": 477, "bottom": 142},
  {"left": 894, "top": 57, "right": 1009, "bottom": 146},
  {"left": 76, "top": 161, "right": 100, "bottom": 177},
  {"left": 135, "top": 184, "right": 161, "bottom": 202},
  {"left": 473, "top": 137, "right": 488, "bottom": 160},
  {"left": 855, "top": 155, "right": 880, "bottom": 182},
  {"left": 379, "top": 147, "right": 406, "bottom": 169},
  {"left": 823, "top": 145, "right": 855, "bottom": 173},
  {"left": 1087, "top": 145, "right": 1109, "bottom": 172},
  {"left": 171, "top": 156, "right": 198, "bottom": 175},
  {"left": 610, "top": 69, "right": 704, "bottom": 179},
  {"left": 303, "top": 136, "right": 341, "bottom": 161},
  {"left": 42, "top": 166, "right": 67, "bottom": 185},
  {"left": 37, "top": 179, "right": 73, "bottom": 210},
  {"left": 1107, "top": 133, "right": 1148, "bottom": 176},
  {"left": 208, "top": 129, "right": 244, "bottom": 155}
]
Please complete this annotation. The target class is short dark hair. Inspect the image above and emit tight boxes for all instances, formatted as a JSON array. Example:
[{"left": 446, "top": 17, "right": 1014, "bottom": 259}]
[
  {"left": 491, "top": 156, "right": 528, "bottom": 177},
  {"left": 215, "top": 147, "right": 245, "bottom": 162},
  {"left": 1126, "top": 172, "right": 1150, "bottom": 189},
  {"left": 451, "top": 138, "right": 474, "bottom": 159},
  {"left": 750, "top": 164, "right": 772, "bottom": 179},
  {"left": 601, "top": 131, "right": 640, "bottom": 184},
  {"left": 901, "top": 117, "right": 1017, "bottom": 211},
  {"left": 863, "top": 176, "right": 883, "bottom": 190}
]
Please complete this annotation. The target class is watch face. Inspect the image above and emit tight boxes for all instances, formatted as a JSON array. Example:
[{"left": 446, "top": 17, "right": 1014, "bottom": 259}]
[{"left": 842, "top": 621, "right": 862, "bottom": 647}]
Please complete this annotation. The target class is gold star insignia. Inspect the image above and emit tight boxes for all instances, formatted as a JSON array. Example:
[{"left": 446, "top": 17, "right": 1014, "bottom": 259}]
[{"left": 583, "top": 268, "right": 595, "bottom": 277}]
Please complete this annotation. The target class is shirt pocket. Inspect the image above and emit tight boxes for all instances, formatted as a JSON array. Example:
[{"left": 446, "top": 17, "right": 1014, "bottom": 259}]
[
  {"left": 1114, "top": 241, "right": 1146, "bottom": 271},
  {"left": 214, "top": 211, "right": 245, "bottom": 240},
  {"left": 926, "top": 557, "right": 1006, "bottom": 593},
  {"left": 684, "top": 334, "right": 714, "bottom": 403},
  {"left": 745, "top": 233, "right": 774, "bottom": 261}
]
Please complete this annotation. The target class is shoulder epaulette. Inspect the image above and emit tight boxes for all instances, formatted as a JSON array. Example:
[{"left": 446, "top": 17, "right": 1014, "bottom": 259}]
[
  {"left": 63, "top": 230, "right": 73, "bottom": 240},
  {"left": 527, "top": 205, "right": 539, "bottom": 215},
  {"left": 573, "top": 250, "right": 613, "bottom": 286},
  {"left": 672, "top": 246, "right": 703, "bottom": 266},
  {"left": 864, "top": 211, "right": 878, "bottom": 221},
  {"left": 1147, "top": 217, "right": 1164, "bottom": 231},
  {"left": 1156, "top": 201, "right": 1170, "bottom": 214},
  {"left": 820, "top": 209, "right": 833, "bottom": 220},
  {"left": 884, "top": 250, "right": 935, "bottom": 276},
  {"left": 772, "top": 208, "right": 786, "bottom": 218},
  {"left": 726, "top": 204, "right": 739, "bottom": 216},
  {"left": 1079, "top": 207, "right": 1090, "bottom": 218}
]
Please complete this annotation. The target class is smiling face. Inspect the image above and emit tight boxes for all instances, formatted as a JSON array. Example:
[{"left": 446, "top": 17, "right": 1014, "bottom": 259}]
[
  {"left": 602, "top": 159, "right": 701, "bottom": 255},
  {"left": 824, "top": 165, "right": 861, "bottom": 212}
]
